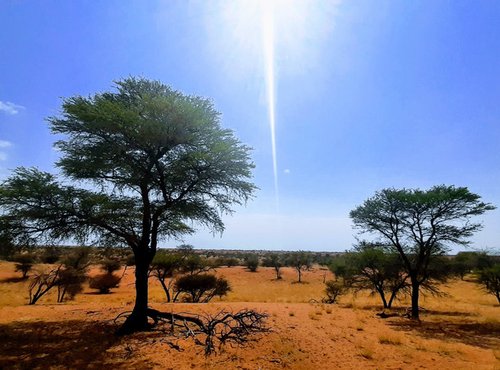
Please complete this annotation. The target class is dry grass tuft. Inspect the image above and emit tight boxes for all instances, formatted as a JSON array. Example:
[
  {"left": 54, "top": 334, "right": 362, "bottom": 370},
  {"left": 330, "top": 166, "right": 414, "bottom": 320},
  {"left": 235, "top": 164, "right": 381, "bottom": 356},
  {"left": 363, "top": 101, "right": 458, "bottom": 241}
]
[
  {"left": 358, "top": 347, "right": 375, "bottom": 360},
  {"left": 378, "top": 334, "right": 403, "bottom": 345}
]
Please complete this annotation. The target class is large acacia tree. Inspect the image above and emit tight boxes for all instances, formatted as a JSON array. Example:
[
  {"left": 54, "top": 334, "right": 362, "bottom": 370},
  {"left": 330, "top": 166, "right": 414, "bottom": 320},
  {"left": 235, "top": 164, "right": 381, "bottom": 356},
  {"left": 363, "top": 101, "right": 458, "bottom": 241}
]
[
  {"left": 0, "top": 77, "right": 255, "bottom": 333},
  {"left": 350, "top": 186, "right": 494, "bottom": 319}
]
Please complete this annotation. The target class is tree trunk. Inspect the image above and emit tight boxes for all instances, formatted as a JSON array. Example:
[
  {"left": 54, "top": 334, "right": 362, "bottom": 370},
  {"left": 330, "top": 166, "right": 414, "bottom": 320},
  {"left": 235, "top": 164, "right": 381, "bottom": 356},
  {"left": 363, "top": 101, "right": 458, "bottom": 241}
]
[
  {"left": 377, "top": 288, "right": 388, "bottom": 309},
  {"left": 387, "top": 290, "right": 397, "bottom": 309},
  {"left": 159, "top": 278, "right": 171, "bottom": 302},
  {"left": 410, "top": 279, "right": 420, "bottom": 320},
  {"left": 117, "top": 256, "right": 150, "bottom": 335}
]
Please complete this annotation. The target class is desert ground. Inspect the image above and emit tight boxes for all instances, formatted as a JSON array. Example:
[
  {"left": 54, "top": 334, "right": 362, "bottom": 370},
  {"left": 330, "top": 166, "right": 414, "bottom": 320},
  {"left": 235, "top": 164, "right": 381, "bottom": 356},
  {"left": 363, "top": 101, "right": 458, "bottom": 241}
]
[{"left": 0, "top": 261, "right": 499, "bottom": 369}]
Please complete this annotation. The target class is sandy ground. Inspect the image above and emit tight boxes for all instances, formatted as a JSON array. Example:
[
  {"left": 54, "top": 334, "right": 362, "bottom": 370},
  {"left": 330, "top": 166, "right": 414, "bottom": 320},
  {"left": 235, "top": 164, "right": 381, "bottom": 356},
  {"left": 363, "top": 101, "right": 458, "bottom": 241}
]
[{"left": 0, "top": 261, "right": 499, "bottom": 369}]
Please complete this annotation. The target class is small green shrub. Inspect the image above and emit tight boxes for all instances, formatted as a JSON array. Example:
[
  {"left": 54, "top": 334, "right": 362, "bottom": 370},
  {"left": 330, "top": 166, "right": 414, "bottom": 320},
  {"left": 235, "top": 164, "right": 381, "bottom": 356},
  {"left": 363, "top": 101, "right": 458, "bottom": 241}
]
[
  {"left": 323, "top": 280, "right": 346, "bottom": 304},
  {"left": 89, "top": 273, "right": 121, "bottom": 294},
  {"left": 174, "top": 274, "right": 231, "bottom": 302},
  {"left": 245, "top": 255, "right": 259, "bottom": 272},
  {"left": 13, "top": 253, "right": 36, "bottom": 279}
]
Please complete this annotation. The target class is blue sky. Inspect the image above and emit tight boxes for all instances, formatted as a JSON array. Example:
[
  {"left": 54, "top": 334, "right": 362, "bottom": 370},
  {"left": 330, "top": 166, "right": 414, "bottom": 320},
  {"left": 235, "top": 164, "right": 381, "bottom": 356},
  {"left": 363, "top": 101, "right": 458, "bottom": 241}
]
[{"left": 1, "top": 1, "right": 499, "bottom": 252}]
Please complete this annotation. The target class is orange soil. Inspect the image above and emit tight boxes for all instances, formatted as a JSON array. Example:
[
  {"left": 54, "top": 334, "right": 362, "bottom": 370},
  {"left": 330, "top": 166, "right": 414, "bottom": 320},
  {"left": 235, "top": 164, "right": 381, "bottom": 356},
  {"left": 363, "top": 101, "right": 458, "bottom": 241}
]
[{"left": 0, "top": 261, "right": 499, "bottom": 369}]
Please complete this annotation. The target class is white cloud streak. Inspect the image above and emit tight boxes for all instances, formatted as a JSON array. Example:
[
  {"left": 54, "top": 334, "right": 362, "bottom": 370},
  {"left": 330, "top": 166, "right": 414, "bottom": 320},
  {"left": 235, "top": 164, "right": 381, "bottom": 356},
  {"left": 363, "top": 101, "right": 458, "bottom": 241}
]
[
  {"left": 0, "top": 101, "right": 25, "bottom": 115},
  {"left": 0, "top": 140, "right": 12, "bottom": 148}
]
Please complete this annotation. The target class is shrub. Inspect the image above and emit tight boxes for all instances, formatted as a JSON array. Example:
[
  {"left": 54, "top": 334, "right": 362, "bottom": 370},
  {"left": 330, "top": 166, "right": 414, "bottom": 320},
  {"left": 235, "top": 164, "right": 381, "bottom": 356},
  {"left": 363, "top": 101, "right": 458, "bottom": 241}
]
[
  {"left": 287, "top": 251, "right": 311, "bottom": 283},
  {"left": 101, "top": 258, "right": 121, "bottom": 274},
  {"left": 262, "top": 254, "right": 283, "bottom": 279},
  {"left": 224, "top": 257, "right": 240, "bottom": 267},
  {"left": 41, "top": 246, "right": 62, "bottom": 264},
  {"left": 13, "top": 253, "right": 36, "bottom": 279},
  {"left": 89, "top": 273, "right": 121, "bottom": 294},
  {"left": 174, "top": 273, "right": 230, "bottom": 303},
  {"left": 323, "top": 280, "right": 345, "bottom": 304},
  {"left": 56, "top": 267, "right": 86, "bottom": 302},
  {"left": 478, "top": 264, "right": 500, "bottom": 304},
  {"left": 125, "top": 253, "right": 135, "bottom": 266},
  {"left": 245, "top": 255, "right": 259, "bottom": 272}
]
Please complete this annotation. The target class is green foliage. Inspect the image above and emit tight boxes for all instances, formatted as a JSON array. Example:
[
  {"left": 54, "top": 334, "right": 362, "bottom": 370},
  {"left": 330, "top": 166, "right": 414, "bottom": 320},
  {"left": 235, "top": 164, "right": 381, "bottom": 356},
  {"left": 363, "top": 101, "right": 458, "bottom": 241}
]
[
  {"left": 13, "top": 253, "right": 36, "bottom": 278},
  {"left": 56, "top": 247, "right": 90, "bottom": 302},
  {"left": 182, "top": 254, "right": 211, "bottom": 275},
  {"left": 328, "top": 255, "right": 355, "bottom": 285},
  {"left": 477, "top": 264, "right": 500, "bottom": 304},
  {"left": 347, "top": 244, "right": 410, "bottom": 308},
  {"left": 287, "top": 251, "right": 312, "bottom": 283},
  {"left": 150, "top": 251, "right": 184, "bottom": 302},
  {"left": 56, "top": 267, "right": 86, "bottom": 302},
  {"left": 262, "top": 254, "right": 283, "bottom": 279},
  {"left": 323, "top": 280, "right": 345, "bottom": 304},
  {"left": 0, "top": 77, "right": 255, "bottom": 332},
  {"left": 245, "top": 254, "right": 259, "bottom": 272},
  {"left": 0, "top": 232, "right": 17, "bottom": 261},
  {"left": 60, "top": 247, "right": 90, "bottom": 271},
  {"left": 100, "top": 258, "right": 121, "bottom": 274},
  {"left": 89, "top": 273, "right": 121, "bottom": 294},
  {"left": 350, "top": 185, "right": 495, "bottom": 319},
  {"left": 40, "top": 246, "right": 62, "bottom": 264},
  {"left": 125, "top": 253, "right": 135, "bottom": 266},
  {"left": 174, "top": 273, "right": 230, "bottom": 303},
  {"left": 451, "top": 251, "right": 494, "bottom": 279}
]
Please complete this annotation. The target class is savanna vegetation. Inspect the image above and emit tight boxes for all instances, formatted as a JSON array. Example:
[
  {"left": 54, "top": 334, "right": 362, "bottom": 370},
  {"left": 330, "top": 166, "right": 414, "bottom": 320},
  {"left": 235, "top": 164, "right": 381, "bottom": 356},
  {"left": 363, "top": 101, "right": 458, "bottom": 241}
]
[{"left": 0, "top": 78, "right": 498, "bottom": 368}]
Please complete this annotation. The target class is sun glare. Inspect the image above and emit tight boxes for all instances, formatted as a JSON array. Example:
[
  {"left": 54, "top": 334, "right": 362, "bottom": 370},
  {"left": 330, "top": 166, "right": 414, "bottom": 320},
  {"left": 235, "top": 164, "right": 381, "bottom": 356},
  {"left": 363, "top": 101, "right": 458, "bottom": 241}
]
[{"left": 204, "top": 0, "right": 338, "bottom": 210}]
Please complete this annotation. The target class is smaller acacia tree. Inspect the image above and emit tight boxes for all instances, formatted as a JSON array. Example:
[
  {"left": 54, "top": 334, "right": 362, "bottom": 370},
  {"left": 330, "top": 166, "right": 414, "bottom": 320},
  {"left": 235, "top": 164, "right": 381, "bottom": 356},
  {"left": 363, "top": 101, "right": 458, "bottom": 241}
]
[
  {"left": 56, "top": 247, "right": 89, "bottom": 302},
  {"left": 350, "top": 186, "right": 495, "bottom": 319},
  {"left": 174, "top": 274, "right": 231, "bottom": 303},
  {"left": 348, "top": 243, "right": 409, "bottom": 309},
  {"left": 28, "top": 247, "right": 89, "bottom": 304},
  {"left": 13, "top": 253, "right": 36, "bottom": 279},
  {"left": 323, "top": 280, "right": 345, "bottom": 304},
  {"left": 89, "top": 256, "right": 123, "bottom": 294},
  {"left": 150, "top": 251, "right": 183, "bottom": 302},
  {"left": 478, "top": 264, "right": 500, "bottom": 304},
  {"left": 287, "top": 251, "right": 311, "bottom": 283},
  {"left": 262, "top": 253, "right": 283, "bottom": 279},
  {"left": 328, "top": 255, "right": 356, "bottom": 286}
]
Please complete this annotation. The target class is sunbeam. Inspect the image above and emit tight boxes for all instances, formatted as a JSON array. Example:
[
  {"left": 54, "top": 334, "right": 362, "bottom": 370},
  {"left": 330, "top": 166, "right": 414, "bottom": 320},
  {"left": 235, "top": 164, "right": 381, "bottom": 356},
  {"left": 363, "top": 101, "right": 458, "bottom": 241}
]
[
  {"left": 261, "top": 1, "right": 279, "bottom": 209},
  {"left": 202, "top": 0, "right": 339, "bottom": 212}
]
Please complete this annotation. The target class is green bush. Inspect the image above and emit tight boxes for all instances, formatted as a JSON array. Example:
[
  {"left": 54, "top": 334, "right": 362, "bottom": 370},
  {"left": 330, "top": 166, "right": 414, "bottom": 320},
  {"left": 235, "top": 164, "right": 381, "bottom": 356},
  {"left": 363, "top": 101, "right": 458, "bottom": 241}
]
[
  {"left": 478, "top": 264, "right": 500, "bottom": 304},
  {"left": 174, "top": 273, "right": 230, "bottom": 302},
  {"left": 245, "top": 255, "right": 259, "bottom": 272},
  {"left": 89, "top": 273, "right": 121, "bottom": 294},
  {"left": 323, "top": 280, "right": 345, "bottom": 304},
  {"left": 13, "top": 253, "right": 36, "bottom": 278}
]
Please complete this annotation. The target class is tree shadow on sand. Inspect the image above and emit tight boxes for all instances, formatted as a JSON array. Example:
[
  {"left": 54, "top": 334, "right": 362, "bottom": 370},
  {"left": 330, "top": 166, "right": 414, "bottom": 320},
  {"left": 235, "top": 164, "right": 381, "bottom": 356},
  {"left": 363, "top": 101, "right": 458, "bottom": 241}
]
[
  {"left": 388, "top": 319, "right": 500, "bottom": 349},
  {"left": 0, "top": 319, "right": 152, "bottom": 369},
  {"left": 0, "top": 276, "right": 27, "bottom": 283}
]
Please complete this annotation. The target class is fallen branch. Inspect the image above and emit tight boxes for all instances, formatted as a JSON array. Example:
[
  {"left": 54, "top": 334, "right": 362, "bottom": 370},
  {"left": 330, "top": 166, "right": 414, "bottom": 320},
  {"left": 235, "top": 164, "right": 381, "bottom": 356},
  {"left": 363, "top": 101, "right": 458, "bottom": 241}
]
[{"left": 114, "top": 308, "right": 269, "bottom": 355}]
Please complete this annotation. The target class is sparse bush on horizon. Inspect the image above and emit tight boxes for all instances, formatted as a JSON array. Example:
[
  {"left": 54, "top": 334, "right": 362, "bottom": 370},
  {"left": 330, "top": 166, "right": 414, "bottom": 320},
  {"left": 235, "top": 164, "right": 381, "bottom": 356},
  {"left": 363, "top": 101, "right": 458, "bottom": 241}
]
[{"left": 245, "top": 254, "right": 259, "bottom": 272}]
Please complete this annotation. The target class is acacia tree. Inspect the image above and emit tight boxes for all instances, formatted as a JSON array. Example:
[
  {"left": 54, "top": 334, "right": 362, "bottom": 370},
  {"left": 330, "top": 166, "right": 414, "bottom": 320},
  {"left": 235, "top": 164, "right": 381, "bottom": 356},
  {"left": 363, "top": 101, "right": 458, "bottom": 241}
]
[
  {"left": 478, "top": 264, "right": 500, "bottom": 304},
  {"left": 287, "top": 251, "right": 311, "bottom": 283},
  {"left": 0, "top": 77, "right": 255, "bottom": 334},
  {"left": 350, "top": 186, "right": 494, "bottom": 319},
  {"left": 348, "top": 243, "right": 409, "bottom": 309},
  {"left": 262, "top": 253, "right": 283, "bottom": 279}
]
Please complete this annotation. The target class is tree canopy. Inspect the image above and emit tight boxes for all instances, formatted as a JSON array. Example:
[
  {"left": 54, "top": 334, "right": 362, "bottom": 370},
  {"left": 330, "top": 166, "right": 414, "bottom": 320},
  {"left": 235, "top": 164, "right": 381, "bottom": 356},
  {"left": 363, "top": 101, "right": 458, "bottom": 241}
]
[
  {"left": 350, "top": 185, "right": 494, "bottom": 319},
  {"left": 0, "top": 77, "right": 256, "bottom": 333}
]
